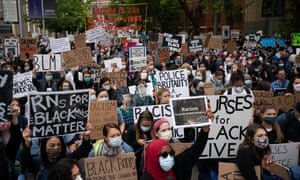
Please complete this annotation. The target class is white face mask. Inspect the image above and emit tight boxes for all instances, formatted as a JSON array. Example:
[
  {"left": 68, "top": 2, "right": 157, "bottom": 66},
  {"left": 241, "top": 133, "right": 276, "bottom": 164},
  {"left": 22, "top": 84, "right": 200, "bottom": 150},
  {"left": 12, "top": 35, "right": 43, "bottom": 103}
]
[
  {"left": 141, "top": 72, "right": 148, "bottom": 80},
  {"left": 294, "top": 84, "right": 300, "bottom": 92},
  {"left": 75, "top": 175, "right": 83, "bottom": 180},
  {"left": 265, "top": 127, "right": 273, "bottom": 132},
  {"left": 159, "top": 154, "right": 175, "bottom": 172},
  {"left": 159, "top": 130, "right": 172, "bottom": 142}
]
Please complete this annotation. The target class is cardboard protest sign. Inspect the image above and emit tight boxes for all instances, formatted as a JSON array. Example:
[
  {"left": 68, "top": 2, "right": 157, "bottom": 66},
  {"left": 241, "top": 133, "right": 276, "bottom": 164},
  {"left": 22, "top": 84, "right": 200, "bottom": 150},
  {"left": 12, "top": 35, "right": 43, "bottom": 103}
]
[
  {"left": 13, "top": 72, "right": 37, "bottom": 98},
  {"left": 0, "top": 70, "right": 13, "bottom": 122},
  {"left": 226, "top": 40, "right": 237, "bottom": 53},
  {"left": 19, "top": 38, "right": 38, "bottom": 59},
  {"left": 89, "top": 100, "right": 118, "bottom": 140},
  {"left": 204, "top": 34, "right": 211, "bottom": 48},
  {"left": 74, "top": 34, "right": 86, "bottom": 48},
  {"left": 204, "top": 82, "right": 214, "bottom": 95},
  {"left": 156, "top": 47, "right": 170, "bottom": 64},
  {"left": 171, "top": 143, "right": 192, "bottom": 155},
  {"left": 4, "top": 38, "right": 19, "bottom": 56},
  {"left": 84, "top": 152, "right": 137, "bottom": 180},
  {"left": 270, "top": 143, "right": 299, "bottom": 167},
  {"left": 147, "top": 41, "right": 159, "bottom": 53},
  {"left": 28, "top": 90, "right": 89, "bottom": 138},
  {"left": 254, "top": 94, "right": 300, "bottom": 112},
  {"left": 188, "top": 39, "right": 203, "bottom": 52},
  {"left": 50, "top": 37, "right": 71, "bottom": 53},
  {"left": 101, "top": 71, "right": 127, "bottom": 88},
  {"left": 269, "top": 163, "right": 290, "bottom": 180},
  {"left": 207, "top": 35, "right": 222, "bottom": 49},
  {"left": 103, "top": 57, "right": 122, "bottom": 72},
  {"left": 90, "top": 68, "right": 105, "bottom": 83},
  {"left": 33, "top": 54, "right": 62, "bottom": 72},
  {"left": 62, "top": 47, "right": 94, "bottom": 68},
  {"left": 155, "top": 69, "right": 189, "bottom": 98},
  {"left": 170, "top": 96, "right": 210, "bottom": 128},
  {"left": 218, "top": 162, "right": 261, "bottom": 180},
  {"left": 180, "top": 43, "right": 189, "bottom": 56},
  {"left": 128, "top": 46, "right": 147, "bottom": 72},
  {"left": 162, "top": 36, "right": 182, "bottom": 52},
  {"left": 201, "top": 95, "right": 255, "bottom": 159}
]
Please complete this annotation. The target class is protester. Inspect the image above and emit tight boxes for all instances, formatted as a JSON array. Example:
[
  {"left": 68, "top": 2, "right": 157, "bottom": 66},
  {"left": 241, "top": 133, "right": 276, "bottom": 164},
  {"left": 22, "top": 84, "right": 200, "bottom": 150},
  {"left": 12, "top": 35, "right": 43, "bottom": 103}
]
[
  {"left": 285, "top": 75, "right": 300, "bottom": 95},
  {"left": 48, "top": 158, "right": 82, "bottom": 180},
  {"left": 156, "top": 88, "right": 171, "bottom": 104}
]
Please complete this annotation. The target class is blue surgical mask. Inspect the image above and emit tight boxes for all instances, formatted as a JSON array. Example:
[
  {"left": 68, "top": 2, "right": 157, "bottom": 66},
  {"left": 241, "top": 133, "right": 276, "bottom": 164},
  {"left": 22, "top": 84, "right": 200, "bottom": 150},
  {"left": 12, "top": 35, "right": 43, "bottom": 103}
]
[
  {"left": 159, "top": 154, "right": 175, "bottom": 172},
  {"left": 63, "top": 87, "right": 70, "bottom": 91},
  {"left": 244, "top": 80, "right": 252, "bottom": 86},
  {"left": 89, "top": 95, "right": 97, "bottom": 101},
  {"left": 84, "top": 77, "right": 91, "bottom": 83},
  {"left": 193, "top": 62, "right": 199, "bottom": 67},
  {"left": 227, "top": 62, "right": 233, "bottom": 66},
  {"left": 254, "top": 136, "right": 269, "bottom": 149},
  {"left": 176, "top": 59, "right": 182, "bottom": 65},
  {"left": 279, "top": 63, "right": 284, "bottom": 67},
  {"left": 103, "top": 85, "right": 111, "bottom": 91},
  {"left": 24, "top": 66, "right": 30, "bottom": 72},
  {"left": 140, "top": 125, "right": 151, "bottom": 132},
  {"left": 109, "top": 136, "right": 123, "bottom": 148},
  {"left": 45, "top": 75, "right": 53, "bottom": 81},
  {"left": 254, "top": 68, "right": 260, "bottom": 72},
  {"left": 98, "top": 97, "right": 109, "bottom": 101},
  {"left": 194, "top": 76, "right": 203, "bottom": 81}
]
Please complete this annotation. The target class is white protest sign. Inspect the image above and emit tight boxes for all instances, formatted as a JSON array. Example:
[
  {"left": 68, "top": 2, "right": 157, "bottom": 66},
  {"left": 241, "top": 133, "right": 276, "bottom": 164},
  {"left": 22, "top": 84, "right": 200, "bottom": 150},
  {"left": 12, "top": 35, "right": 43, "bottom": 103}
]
[
  {"left": 50, "top": 37, "right": 71, "bottom": 53},
  {"left": 4, "top": 38, "right": 19, "bottom": 56},
  {"left": 200, "top": 95, "right": 255, "bottom": 159},
  {"left": 13, "top": 72, "right": 37, "bottom": 98},
  {"left": 270, "top": 143, "right": 299, "bottom": 167},
  {"left": 0, "top": 70, "right": 13, "bottom": 122},
  {"left": 155, "top": 69, "right": 189, "bottom": 98},
  {"left": 86, "top": 26, "right": 106, "bottom": 43},
  {"left": 128, "top": 46, "right": 147, "bottom": 72},
  {"left": 28, "top": 90, "right": 89, "bottom": 138},
  {"left": 33, "top": 54, "right": 62, "bottom": 72},
  {"left": 103, "top": 57, "right": 122, "bottom": 72},
  {"left": 133, "top": 104, "right": 184, "bottom": 138}
]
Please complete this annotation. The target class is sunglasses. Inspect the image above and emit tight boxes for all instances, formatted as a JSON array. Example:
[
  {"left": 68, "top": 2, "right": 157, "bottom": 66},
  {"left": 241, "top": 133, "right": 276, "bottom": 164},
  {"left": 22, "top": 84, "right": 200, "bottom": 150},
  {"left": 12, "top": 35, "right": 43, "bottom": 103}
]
[{"left": 160, "top": 151, "right": 175, "bottom": 158}]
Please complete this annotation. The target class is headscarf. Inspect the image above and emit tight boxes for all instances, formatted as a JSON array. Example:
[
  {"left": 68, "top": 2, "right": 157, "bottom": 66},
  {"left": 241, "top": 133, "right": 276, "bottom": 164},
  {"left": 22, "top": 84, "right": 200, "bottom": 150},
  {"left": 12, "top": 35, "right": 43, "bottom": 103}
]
[{"left": 145, "top": 139, "right": 176, "bottom": 180}]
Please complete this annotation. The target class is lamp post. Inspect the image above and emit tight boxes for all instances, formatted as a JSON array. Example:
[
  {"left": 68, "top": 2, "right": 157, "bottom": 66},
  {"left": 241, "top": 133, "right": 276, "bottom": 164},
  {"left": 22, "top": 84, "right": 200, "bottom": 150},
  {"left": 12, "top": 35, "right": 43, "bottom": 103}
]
[{"left": 82, "top": 0, "right": 87, "bottom": 31}]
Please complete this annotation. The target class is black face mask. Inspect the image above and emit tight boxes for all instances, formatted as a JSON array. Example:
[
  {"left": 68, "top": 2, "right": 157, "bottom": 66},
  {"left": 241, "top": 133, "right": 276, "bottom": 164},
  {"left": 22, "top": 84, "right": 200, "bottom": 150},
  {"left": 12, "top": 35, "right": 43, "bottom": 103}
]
[{"left": 46, "top": 147, "right": 61, "bottom": 161}]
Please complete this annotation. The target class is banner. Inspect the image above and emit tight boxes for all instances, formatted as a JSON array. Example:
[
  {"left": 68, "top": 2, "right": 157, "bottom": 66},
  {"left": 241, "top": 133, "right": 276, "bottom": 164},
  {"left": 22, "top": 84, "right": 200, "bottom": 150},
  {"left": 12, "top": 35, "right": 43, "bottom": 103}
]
[
  {"left": 28, "top": 90, "right": 89, "bottom": 138},
  {"left": 156, "top": 47, "right": 170, "bottom": 64},
  {"left": 170, "top": 96, "right": 210, "bottom": 128},
  {"left": 28, "top": 0, "right": 42, "bottom": 18},
  {"left": 270, "top": 143, "right": 299, "bottom": 167},
  {"left": 13, "top": 72, "right": 37, "bottom": 98},
  {"left": 33, "top": 54, "right": 62, "bottom": 72},
  {"left": 83, "top": 152, "right": 137, "bottom": 180},
  {"left": 20, "top": 38, "right": 38, "bottom": 60},
  {"left": 101, "top": 71, "right": 127, "bottom": 88},
  {"left": 50, "top": 37, "right": 71, "bottom": 53},
  {"left": 0, "top": 70, "right": 13, "bottom": 122},
  {"left": 162, "top": 36, "right": 182, "bottom": 52},
  {"left": 201, "top": 95, "right": 254, "bottom": 159},
  {"left": 3, "top": 0, "right": 18, "bottom": 23},
  {"left": 155, "top": 69, "right": 189, "bottom": 98},
  {"left": 62, "top": 47, "right": 94, "bottom": 68},
  {"left": 89, "top": 100, "right": 118, "bottom": 140},
  {"left": 188, "top": 39, "right": 203, "bottom": 52},
  {"left": 43, "top": 0, "right": 57, "bottom": 18}
]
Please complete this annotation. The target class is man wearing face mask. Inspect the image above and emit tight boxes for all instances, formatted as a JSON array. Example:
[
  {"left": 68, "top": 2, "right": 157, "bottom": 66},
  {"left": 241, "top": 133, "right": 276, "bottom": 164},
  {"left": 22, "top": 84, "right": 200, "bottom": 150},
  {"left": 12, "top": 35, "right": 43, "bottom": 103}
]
[
  {"left": 271, "top": 68, "right": 289, "bottom": 94},
  {"left": 167, "top": 54, "right": 183, "bottom": 70},
  {"left": 33, "top": 70, "right": 65, "bottom": 92}
]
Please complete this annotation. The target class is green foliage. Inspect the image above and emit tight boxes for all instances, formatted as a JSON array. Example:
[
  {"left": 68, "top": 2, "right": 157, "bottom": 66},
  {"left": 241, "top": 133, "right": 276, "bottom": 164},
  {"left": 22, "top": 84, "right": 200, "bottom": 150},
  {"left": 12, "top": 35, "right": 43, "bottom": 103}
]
[
  {"left": 277, "top": 0, "right": 300, "bottom": 36},
  {"left": 158, "top": 0, "right": 182, "bottom": 32}
]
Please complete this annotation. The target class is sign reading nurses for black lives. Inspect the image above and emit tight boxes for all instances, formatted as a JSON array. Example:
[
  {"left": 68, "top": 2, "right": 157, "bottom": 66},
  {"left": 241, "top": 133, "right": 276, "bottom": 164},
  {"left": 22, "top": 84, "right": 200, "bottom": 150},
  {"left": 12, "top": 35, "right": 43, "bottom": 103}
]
[
  {"left": 200, "top": 95, "right": 254, "bottom": 159},
  {"left": 170, "top": 96, "right": 210, "bottom": 128},
  {"left": 0, "top": 70, "right": 13, "bottom": 122},
  {"left": 28, "top": 90, "right": 90, "bottom": 138}
]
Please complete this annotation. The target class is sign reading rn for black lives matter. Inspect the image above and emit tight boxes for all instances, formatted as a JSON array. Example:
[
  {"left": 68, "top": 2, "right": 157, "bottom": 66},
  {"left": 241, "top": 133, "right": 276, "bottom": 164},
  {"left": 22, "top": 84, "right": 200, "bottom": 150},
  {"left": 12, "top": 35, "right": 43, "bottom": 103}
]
[
  {"left": 29, "top": 90, "right": 89, "bottom": 138},
  {"left": 0, "top": 70, "right": 13, "bottom": 122}
]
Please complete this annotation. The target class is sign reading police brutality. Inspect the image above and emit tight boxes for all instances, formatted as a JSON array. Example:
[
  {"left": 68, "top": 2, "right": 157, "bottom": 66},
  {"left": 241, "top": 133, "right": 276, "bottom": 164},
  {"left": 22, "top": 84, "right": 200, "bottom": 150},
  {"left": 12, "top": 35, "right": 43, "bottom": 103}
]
[
  {"left": 0, "top": 70, "right": 13, "bottom": 122},
  {"left": 128, "top": 46, "right": 147, "bottom": 72},
  {"left": 156, "top": 47, "right": 170, "bottom": 64},
  {"left": 33, "top": 54, "right": 62, "bottom": 72},
  {"left": 89, "top": 100, "right": 118, "bottom": 140},
  {"left": 28, "top": 90, "right": 89, "bottom": 138},
  {"left": 84, "top": 152, "right": 137, "bottom": 180},
  {"left": 200, "top": 95, "right": 254, "bottom": 159},
  {"left": 188, "top": 39, "right": 203, "bottom": 52},
  {"left": 62, "top": 47, "right": 94, "bottom": 69},
  {"left": 20, "top": 38, "right": 38, "bottom": 59},
  {"left": 13, "top": 72, "right": 37, "bottom": 98},
  {"left": 170, "top": 96, "right": 210, "bottom": 128},
  {"left": 155, "top": 69, "right": 189, "bottom": 98},
  {"left": 270, "top": 143, "right": 299, "bottom": 167},
  {"left": 162, "top": 36, "right": 182, "bottom": 52}
]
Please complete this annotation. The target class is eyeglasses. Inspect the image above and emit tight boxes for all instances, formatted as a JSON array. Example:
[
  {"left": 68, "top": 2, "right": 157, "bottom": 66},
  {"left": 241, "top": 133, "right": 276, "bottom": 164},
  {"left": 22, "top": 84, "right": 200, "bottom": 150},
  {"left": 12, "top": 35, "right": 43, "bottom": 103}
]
[{"left": 160, "top": 151, "right": 175, "bottom": 158}]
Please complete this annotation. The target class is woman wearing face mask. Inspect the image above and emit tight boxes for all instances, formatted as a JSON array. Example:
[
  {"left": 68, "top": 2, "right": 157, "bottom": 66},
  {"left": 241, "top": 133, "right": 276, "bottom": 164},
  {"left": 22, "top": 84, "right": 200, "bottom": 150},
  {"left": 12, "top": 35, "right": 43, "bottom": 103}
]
[
  {"left": 59, "top": 80, "right": 74, "bottom": 91},
  {"left": 236, "top": 123, "right": 274, "bottom": 180},
  {"left": 152, "top": 118, "right": 178, "bottom": 143},
  {"left": 212, "top": 69, "right": 227, "bottom": 95},
  {"left": 48, "top": 158, "right": 83, "bottom": 180},
  {"left": 140, "top": 117, "right": 212, "bottom": 180},
  {"left": 33, "top": 70, "right": 65, "bottom": 92},
  {"left": 99, "top": 77, "right": 117, "bottom": 100},
  {"left": 89, "top": 123, "right": 133, "bottom": 157},
  {"left": 285, "top": 76, "right": 300, "bottom": 96}
]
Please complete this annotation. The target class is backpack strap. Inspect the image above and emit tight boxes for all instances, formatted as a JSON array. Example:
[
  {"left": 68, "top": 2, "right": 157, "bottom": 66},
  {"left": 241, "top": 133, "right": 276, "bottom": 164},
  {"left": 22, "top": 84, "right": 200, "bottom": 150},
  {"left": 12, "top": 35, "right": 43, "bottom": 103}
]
[
  {"left": 245, "top": 87, "right": 251, "bottom": 95},
  {"left": 227, "top": 88, "right": 232, "bottom": 95}
]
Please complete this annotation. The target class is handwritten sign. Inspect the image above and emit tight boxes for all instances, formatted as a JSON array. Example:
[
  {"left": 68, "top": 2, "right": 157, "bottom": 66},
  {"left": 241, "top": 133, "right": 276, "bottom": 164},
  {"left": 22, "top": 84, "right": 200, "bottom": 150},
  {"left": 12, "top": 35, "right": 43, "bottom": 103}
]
[
  {"left": 101, "top": 71, "right": 127, "bottom": 88},
  {"left": 19, "top": 38, "right": 38, "bottom": 59},
  {"left": 33, "top": 54, "right": 62, "bottom": 72},
  {"left": 89, "top": 100, "right": 118, "bottom": 140},
  {"left": 13, "top": 72, "right": 37, "bottom": 98},
  {"left": 28, "top": 90, "right": 89, "bottom": 138},
  {"left": 128, "top": 46, "right": 147, "bottom": 72},
  {"left": 62, "top": 47, "right": 94, "bottom": 68},
  {"left": 84, "top": 152, "right": 137, "bottom": 180},
  {"left": 0, "top": 70, "right": 13, "bottom": 122},
  {"left": 204, "top": 82, "right": 214, "bottom": 95},
  {"left": 254, "top": 94, "right": 300, "bottom": 112},
  {"left": 50, "top": 37, "right": 71, "bottom": 53},
  {"left": 270, "top": 143, "right": 299, "bottom": 167},
  {"left": 156, "top": 47, "right": 170, "bottom": 64},
  {"left": 207, "top": 35, "right": 222, "bottom": 49},
  {"left": 90, "top": 68, "right": 105, "bottom": 83},
  {"left": 218, "top": 162, "right": 261, "bottom": 180},
  {"left": 74, "top": 34, "right": 86, "bottom": 48}
]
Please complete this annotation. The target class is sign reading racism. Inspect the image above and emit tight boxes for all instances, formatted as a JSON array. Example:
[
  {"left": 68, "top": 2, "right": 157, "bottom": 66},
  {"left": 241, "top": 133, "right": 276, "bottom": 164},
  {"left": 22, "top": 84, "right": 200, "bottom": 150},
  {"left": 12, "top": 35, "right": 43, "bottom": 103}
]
[
  {"left": 13, "top": 72, "right": 37, "bottom": 98},
  {"left": 19, "top": 38, "right": 38, "bottom": 59},
  {"left": 33, "top": 54, "right": 62, "bottom": 72},
  {"left": 84, "top": 152, "right": 137, "bottom": 180},
  {"left": 155, "top": 69, "right": 189, "bottom": 98},
  {"left": 128, "top": 46, "right": 147, "bottom": 72},
  {"left": 0, "top": 70, "right": 13, "bottom": 122},
  {"left": 28, "top": 90, "right": 89, "bottom": 138},
  {"left": 62, "top": 47, "right": 94, "bottom": 68}
]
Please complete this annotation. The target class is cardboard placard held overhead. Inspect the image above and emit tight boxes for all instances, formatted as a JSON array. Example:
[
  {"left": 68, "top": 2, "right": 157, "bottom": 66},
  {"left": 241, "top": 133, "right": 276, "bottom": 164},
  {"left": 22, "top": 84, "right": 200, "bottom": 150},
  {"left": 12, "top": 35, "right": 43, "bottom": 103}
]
[
  {"left": 0, "top": 70, "right": 13, "bottom": 122},
  {"left": 89, "top": 100, "right": 118, "bottom": 140},
  {"left": 62, "top": 47, "right": 94, "bottom": 68},
  {"left": 74, "top": 34, "right": 86, "bottom": 48},
  {"left": 33, "top": 54, "right": 62, "bottom": 72},
  {"left": 156, "top": 47, "right": 170, "bottom": 64},
  {"left": 19, "top": 38, "right": 38, "bottom": 60},
  {"left": 101, "top": 71, "right": 127, "bottom": 88},
  {"left": 207, "top": 35, "right": 223, "bottom": 49},
  {"left": 218, "top": 162, "right": 261, "bottom": 180}
]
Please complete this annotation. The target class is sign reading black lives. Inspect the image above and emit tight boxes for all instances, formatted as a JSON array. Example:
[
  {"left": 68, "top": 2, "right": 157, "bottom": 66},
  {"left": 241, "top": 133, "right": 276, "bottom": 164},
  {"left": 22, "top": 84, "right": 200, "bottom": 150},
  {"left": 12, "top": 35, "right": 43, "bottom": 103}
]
[
  {"left": 28, "top": 90, "right": 89, "bottom": 138},
  {"left": 188, "top": 39, "right": 203, "bottom": 52},
  {"left": 0, "top": 70, "right": 13, "bottom": 122},
  {"left": 162, "top": 36, "right": 182, "bottom": 52},
  {"left": 170, "top": 96, "right": 210, "bottom": 128}
]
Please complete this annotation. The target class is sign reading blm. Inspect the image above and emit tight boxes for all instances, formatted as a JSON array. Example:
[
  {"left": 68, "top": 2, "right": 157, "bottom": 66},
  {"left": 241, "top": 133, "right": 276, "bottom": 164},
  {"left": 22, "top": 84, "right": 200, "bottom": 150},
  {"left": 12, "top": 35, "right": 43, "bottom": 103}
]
[
  {"left": 170, "top": 96, "right": 210, "bottom": 128},
  {"left": 28, "top": 90, "right": 89, "bottom": 138}
]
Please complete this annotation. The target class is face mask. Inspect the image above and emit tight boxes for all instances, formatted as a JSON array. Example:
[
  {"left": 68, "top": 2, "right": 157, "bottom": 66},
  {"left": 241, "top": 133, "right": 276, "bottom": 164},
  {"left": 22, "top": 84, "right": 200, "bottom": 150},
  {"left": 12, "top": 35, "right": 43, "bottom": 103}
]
[
  {"left": 232, "top": 68, "right": 237, "bottom": 72},
  {"left": 254, "top": 136, "right": 269, "bottom": 149},
  {"left": 45, "top": 75, "right": 53, "bottom": 81},
  {"left": 293, "top": 84, "right": 300, "bottom": 92},
  {"left": 75, "top": 175, "right": 83, "bottom": 180},
  {"left": 121, "top": 65, "right": 127, "bottom": 69},
  {"left": 266, "top": 62, "right": 271, "bottom": 66},
  {"left": 194, "top": 76, "right": 203, "bottom": 81},
  {"left": 159, "top": 154, "right": 175, "bottom": 172},
  {"left": 148, "top": 65, "right": 154, "bottom": 70},
  {"left": 227, "top": 62, "right": 233, "bottom": 66},
  {"left": 90, "top": 95, "right": 97, "bottom": 101},
  {"left": 193, "top": 62, "right": 199, "bottom": 67},
  {"left": 266, "top": 128, "right": 273, "bottom": 132},
  {"left": 176, "top": 59, "right": 182, "bottom": 65},
  {"left": 279, "top": 64, "right": 284, "bottom": 67},
  {"left": 63, "top": 87, "right": 70, "bottom": 91},
  {"left": 263, "top": 116, "right": 276, "bottom": 124},
  {"left": 191, "top": 89, "right": 197, "bottom": 95},
  {"left": 247, "top": 60, "right": 252, "bottom": 64},
  {"left": 46, "top": 147, "right": 62, "bottom": 161},
  {"left": 98, "top": 97, "right": 109, "bottom": 101},
  {"left": 141, "top": 72, "right": 148, "bottom": 80},
  {"left": 244, "top": 80, "right": 252, "bottom": 86},
  {"left": 159, "top": 130, "right": 172, "bottom": 142},
  {"left": 234, "top": 86, "right": 244, "bottom": 93},
  {"left": 140, "top": 125, "right": 151, "bottom": 132},
  {"left": 103, "top": 85, "right": 111, "bottom": 91},
  {"left": 24, "top": 66, "right": 30, "bottom": 71},
  {"left": 109, "top": 136, "right": 123, "bottom": 148},
  {"left": 216, "top": 79, "right": 222, "bottom": 84},
  {"left": 199, "top": 67, "right": 206, "bottom": 71},
  {"left": 84, "top": 77, "right": 91, "bottom": 83},
  {"left": 254, "top": 68, "right": 260, "bottom": 72}
]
